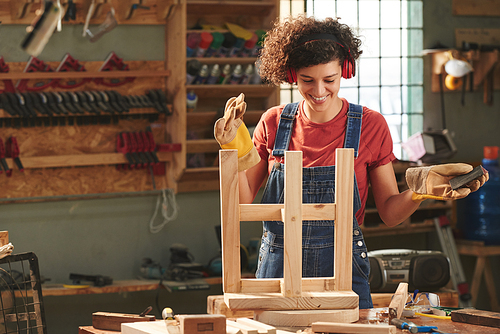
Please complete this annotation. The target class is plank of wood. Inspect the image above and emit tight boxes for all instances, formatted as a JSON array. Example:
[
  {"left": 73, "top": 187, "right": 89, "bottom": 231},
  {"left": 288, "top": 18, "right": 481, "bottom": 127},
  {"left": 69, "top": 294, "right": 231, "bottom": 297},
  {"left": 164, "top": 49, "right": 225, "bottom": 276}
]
[
  {"left": 236, "top": 318, "right": 276, "bottom": 334},
  {"left": 451, "top": 308, "right": 500, "bottom": 328},
  {"left": 219, "top": 150, "right": 241, "bottom": 293},
  {"left": 92, "top": 312, "right": 156, "bottom": 331},
  {"left": 388, "top": 282, "right": 408, "bottom": 320},
  {"left": 79, "top": 326, "right": 119, "bottom": 334},
  {"left": 311, "top": 321, "right": 396, "bottom": 334},
  {"left": 226, "top": 320, "right": 258, "bottom": 334},
  {"left": 177, "top": 314, "right": 226, "bottom": 334},
  {"left": 254, "top": 308, "right": 359, "bottom": 327},
  {"left": 334, "top": 149, "right": 354, "bottom": 291},
  {"left": 283, "top": 151, "right": 302, "bottom": 298},
  {"left": 121, "top": 321, "right": 168, "bottom": 334},
  {"left": 207, "top": 295, "right": 254, "bottom": 318},
  {"left": 239, "top": 203, "right": 336, "bottom": 222},
  {"left": 224, "top": 291, "right": 359, "bottom": 311}
]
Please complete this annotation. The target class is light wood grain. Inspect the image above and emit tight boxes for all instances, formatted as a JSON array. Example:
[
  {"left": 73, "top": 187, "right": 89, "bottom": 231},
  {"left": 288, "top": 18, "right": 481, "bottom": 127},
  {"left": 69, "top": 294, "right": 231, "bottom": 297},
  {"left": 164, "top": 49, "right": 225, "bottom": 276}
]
[
  {"left": 224, "top": 291, "right": 358, "bottom": 311},
  {"left": 220, "top": 150, "right": 241, "bottom": 293},
  {"left": 311, "top": 321, "right": 396, "bottom": 334},
  {"left": 334, "top": 149, "right": 354, "bottom": 291},
  {"left": 254, "top": 308, "right": 359, "bottom": 327},
  {"left": 283, "top": 151, "right": 302, "bottom": 298}
]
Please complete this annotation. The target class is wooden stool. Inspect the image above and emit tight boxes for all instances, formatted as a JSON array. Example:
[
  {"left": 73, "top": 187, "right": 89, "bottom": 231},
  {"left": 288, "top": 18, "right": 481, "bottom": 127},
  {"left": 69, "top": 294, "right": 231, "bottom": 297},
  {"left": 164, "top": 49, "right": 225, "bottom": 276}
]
[
  {"left": 455, "top": 239, "right": 500, "bottom": 311},
  {"left": 218, "top": 149, "right": 359, "bottom": 327}
]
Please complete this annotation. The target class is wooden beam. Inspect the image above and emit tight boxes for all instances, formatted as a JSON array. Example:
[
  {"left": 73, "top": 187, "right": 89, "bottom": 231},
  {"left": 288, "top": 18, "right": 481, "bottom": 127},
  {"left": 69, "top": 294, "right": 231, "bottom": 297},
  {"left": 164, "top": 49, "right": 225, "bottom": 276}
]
[
  {"left": 219, "top": 150, "right": 241, "bottom": 293},
  {"left": 239, "top": 203, "right": 336, "bottom": 222},
  {"left": 5, "top": 151, "right": 175, "bottom": 169},
  {"left": 283, "top": 151, "right": 302, "bottom": 298},
  {"left": 334, "top": 149, "right": 354, "bottom": 291},
  {"left": 311, "top": 322, "right": 396, "bottom": 334}
]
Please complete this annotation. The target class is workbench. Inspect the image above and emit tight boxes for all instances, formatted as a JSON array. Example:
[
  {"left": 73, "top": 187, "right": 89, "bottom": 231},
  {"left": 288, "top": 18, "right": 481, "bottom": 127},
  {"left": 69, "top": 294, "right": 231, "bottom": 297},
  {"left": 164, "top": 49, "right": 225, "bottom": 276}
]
[{"left": 78, "top": 307, "right": 500, "bottom": 333}]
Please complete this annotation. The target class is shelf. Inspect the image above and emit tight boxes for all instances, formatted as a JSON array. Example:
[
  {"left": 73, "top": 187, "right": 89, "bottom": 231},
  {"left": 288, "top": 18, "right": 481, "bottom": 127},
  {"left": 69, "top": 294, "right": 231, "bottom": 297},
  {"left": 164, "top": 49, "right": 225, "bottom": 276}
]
[
  {"left": 187, "top": 110, "right": 263, "bottom": 128},
  {"left": 186, "top": 57, "right": 257, "bottom": 65},
  {"left": 186, "top": 1, "right": 275, "bottom": 16},
  {"left": 5, "top": 150, "right": 178, "bottom": 170},
  {"left": 186, "top": 85, "right": 276, "bottom": 98},
  {"left": 187, "top": 138, "right": 219, "bottom": 154},
  {"left": 0, "top": 70, "right": 170, "bottom": 81}
]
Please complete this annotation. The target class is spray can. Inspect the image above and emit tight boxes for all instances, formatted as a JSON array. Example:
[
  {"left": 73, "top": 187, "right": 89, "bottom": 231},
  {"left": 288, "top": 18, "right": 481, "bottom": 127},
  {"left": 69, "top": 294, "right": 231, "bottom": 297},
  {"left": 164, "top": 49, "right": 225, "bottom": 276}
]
[
  {"left": 251, "top": 58, "right": 262, "bottom": 84},
  {"left": 186, "top": 32, "right": 201, "bottom": 58},
  {"left": 206, "top": 64, "right": 221, "bottom": 85},
  {"left": 186, "top": 90, "right": 198, "bottom": 113},
  {"left": 218, "top": 64, "right": 232, "bottom": 84},
  {"left": 204, "top": 32, "right": 224, "bottom": 57},
  {"left": 216, "top": 32, "right": 236, "bottom": 58},
  {"left": 186, "top": 59, "right": 202, "bottom": 85},
  {"left": 239, "top": 64, "right": 254, "bottom": 85},
  {"left": 228, "top": 64, "right": 243, "bottom": 85},
  {"left": 238, "top": 33, "right": 258, "bottom": 57},
  {"left": 192, "top": 64, "right": 209, "bottom": 84},
  {"left": 194, "top": 32, "right": 213, "bottom": 57},
  {"left": 251, "top": 29, "right": 267, "bottom": 57},
  {"left": 228, "top": 37, "right": 245, "bottom": 58}
]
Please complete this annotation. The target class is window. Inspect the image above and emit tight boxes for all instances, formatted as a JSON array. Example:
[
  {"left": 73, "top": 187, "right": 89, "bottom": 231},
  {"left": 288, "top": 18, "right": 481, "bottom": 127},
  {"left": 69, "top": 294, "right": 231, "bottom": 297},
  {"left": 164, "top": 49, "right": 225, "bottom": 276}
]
[{"left": 279, "top": 0, "right": 423, "bottom": 160}]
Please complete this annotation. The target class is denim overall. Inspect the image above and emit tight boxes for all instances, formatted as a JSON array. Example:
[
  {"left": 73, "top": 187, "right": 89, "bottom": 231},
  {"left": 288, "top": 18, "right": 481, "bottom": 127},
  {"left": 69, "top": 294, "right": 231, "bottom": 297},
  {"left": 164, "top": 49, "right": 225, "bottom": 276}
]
[{"left": 255, "top": 102, "right": 373, "bottom": 309}]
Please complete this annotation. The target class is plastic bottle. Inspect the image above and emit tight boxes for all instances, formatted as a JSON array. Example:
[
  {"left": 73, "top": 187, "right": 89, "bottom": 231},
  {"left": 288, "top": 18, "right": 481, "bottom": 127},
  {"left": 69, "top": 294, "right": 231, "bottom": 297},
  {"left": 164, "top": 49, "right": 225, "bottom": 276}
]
[
  {"left": 186, "top": 90, "right": 198, "bottom": 113},
  {"left": 186, "top": 59, "right": 201, "bottom": 85},
  {"left": 206, "top": 64, "right": 221, "bottom": 84},
  {"left": 251, "top": 29, "right": 267, "bottom": 57},
  {"left": 204, "top": 32, "right": 224, "bottom": 57},
  {"left": 239, "top": 64, "right": 254, "bottom": 85},
  {"left": 194, "top": 32, "right": 213, "bottom": 57},
  {"left": 192, "top": 64, "right": 209, "bottom": 84},
  {"left": 228, "top": 64, "right": 243, "bottom": 85},
  {"left": 456, "top": 146, "right": 500, "bottom": 245},
  {"left": 216, "top": 32, "right": 236, "bottom": 58},
  {"left": 238, "top": 32, "right": 258, "bottom": 57},
  {"left": 218, "top": 64, "right": 232, "bottom": 84},
  {"left": 186, "top": 32, "right": 201, "bottom": 58},
  {"left": 228, "top": 37, "right": 245, "bottom": 58}
]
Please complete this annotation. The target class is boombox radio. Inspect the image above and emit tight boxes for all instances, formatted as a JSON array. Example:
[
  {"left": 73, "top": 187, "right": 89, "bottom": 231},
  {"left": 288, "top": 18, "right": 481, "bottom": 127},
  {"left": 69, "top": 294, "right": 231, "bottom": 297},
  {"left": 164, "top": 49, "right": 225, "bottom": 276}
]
[{"left": 368, "top": 249, "right": 451, "bottom": 293}]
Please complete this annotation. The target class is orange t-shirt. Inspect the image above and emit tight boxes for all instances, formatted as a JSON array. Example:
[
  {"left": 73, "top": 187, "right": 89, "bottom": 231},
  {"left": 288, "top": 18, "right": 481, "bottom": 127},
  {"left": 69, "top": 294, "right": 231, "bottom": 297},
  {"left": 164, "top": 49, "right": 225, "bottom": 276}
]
[{"left": 252, "top": 99, "right": 396, "bottom": 225}]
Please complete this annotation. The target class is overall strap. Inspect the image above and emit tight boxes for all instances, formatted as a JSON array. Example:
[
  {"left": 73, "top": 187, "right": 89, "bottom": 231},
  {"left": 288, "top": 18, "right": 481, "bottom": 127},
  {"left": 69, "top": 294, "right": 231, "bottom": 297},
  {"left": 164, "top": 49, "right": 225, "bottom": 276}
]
[
  {"left": 271, "top": 102, "right": 299, "bottom": 157},
  {"left": 344, "top": 103, "right": 364, "bottom": 158}
]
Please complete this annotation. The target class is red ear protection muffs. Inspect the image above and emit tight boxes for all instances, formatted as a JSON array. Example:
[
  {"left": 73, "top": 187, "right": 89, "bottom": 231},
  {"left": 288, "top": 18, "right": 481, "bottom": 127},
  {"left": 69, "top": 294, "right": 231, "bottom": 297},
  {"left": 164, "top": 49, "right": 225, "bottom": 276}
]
[{"left": 286, "top": 33, "right": 355, "bottom": 84}]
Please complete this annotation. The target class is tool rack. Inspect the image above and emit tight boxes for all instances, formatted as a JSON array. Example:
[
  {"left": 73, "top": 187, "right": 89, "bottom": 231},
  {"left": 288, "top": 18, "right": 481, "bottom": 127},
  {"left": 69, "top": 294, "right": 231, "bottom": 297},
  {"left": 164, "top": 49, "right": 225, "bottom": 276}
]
[{"left": 0, "top": 0, "right": 187, "bottom": 200}]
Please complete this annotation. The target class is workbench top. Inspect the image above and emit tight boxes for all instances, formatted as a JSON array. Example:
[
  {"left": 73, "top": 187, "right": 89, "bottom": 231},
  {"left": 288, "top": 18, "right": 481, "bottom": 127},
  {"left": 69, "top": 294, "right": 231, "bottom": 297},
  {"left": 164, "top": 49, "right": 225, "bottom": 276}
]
[{"left": 79, "top": 308, "right": 500, "bottom": 333}]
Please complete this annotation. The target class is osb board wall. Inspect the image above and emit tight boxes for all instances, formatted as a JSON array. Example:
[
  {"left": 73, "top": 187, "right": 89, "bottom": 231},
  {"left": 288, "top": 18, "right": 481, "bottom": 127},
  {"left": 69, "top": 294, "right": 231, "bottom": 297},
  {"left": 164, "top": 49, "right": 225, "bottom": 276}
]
[{"left": 0, "top": 60, "right": 171, "bottom": 201}]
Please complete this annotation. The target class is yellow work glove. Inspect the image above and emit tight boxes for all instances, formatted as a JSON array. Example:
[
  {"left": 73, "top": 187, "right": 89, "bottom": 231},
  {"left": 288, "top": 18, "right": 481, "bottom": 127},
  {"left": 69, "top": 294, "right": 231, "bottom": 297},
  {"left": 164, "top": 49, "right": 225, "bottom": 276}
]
[
  {"left": 214, "top": 93, "right": 260, "bottom": 172},
  {"left": 406, "top": 163, "right": 489, "bottom": 202}
]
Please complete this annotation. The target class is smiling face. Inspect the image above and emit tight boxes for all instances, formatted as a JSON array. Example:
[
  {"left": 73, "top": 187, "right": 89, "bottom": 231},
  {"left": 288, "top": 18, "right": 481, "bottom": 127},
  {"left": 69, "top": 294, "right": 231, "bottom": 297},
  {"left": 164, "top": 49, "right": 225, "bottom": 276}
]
[{"left": 296, "top": 60, "right": 343, "bottom": 123}]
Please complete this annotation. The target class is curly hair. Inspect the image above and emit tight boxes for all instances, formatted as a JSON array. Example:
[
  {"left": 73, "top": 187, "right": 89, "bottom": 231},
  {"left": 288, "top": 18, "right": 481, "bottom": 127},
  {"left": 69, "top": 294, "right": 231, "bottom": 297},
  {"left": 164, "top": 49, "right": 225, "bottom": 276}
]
[{"left": 258, "top": 15, "right": 362, "bottom": 85}]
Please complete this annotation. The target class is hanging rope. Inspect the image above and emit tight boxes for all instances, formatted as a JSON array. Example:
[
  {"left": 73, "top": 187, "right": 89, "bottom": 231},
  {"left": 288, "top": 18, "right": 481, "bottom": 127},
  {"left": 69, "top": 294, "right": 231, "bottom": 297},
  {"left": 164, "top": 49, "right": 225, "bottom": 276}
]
[{"left": 149, "top": 189, "right": 179, "bottom": 234}]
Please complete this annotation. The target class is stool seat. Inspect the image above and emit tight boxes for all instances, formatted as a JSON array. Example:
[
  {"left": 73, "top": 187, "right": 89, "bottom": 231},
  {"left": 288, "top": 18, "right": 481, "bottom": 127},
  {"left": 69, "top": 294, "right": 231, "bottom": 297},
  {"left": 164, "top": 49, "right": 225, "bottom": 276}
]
[{"left": 456, "top": 239, "right": 500, "bottom": 311}]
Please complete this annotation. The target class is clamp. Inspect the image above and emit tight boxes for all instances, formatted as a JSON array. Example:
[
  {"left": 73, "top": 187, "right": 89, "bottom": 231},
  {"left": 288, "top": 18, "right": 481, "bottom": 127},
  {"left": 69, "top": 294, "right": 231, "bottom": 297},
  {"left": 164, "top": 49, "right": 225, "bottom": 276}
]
[
  {"left": 0, "top": 56, "right": 15, "bottom": 93},
  {"left": 16, "top": 56, "right": 55, "bottom": 92},
  {"left": 0, "top": 138, "right": 11, "bottom": 176},
  {"left": 95, "top": 52, "right": 135, "bottom": 87},
  {"left": 6, "top": 137, "right": 23, "bottom": 173},
  {"left": 55, "top": 53, "right": 91, "bottom": 89}
]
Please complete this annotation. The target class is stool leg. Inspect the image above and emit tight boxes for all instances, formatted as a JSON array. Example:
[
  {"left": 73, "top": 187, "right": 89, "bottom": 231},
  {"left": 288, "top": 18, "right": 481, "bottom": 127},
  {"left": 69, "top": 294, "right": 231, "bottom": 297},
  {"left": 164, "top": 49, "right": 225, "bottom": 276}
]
[
  {"left": 483, "top": 257, "right": 500, "bottom": 311},
  {"left": 470, "top": 256, "right": 486, "bottom": 307}
]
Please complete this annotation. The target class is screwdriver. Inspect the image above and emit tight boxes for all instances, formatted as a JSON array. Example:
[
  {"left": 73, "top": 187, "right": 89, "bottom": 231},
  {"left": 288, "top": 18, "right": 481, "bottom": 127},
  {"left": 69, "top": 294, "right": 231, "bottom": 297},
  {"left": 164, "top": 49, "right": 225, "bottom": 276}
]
[{"left": 391, "top": 318, "right": 452, "bottom": 333}]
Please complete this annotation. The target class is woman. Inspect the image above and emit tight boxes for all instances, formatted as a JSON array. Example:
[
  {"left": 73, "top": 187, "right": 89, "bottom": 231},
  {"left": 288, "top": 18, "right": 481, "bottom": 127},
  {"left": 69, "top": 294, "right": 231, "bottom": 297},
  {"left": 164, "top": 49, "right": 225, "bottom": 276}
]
[{"left": 214, "top": 15, "right": 487, "bottom": 309}]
